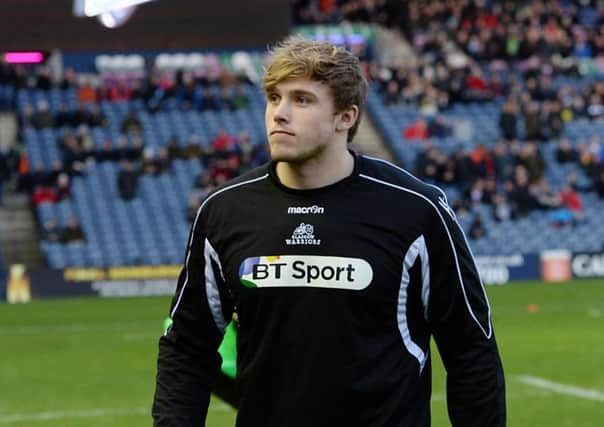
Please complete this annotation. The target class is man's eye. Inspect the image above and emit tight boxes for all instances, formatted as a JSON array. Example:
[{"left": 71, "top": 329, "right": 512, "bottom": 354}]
[
  {"left": 296, "top": 96, "right": 309, "bottom": 104},
  {"left": 268, "top": 94, "right": 280, "bottom": 103}
]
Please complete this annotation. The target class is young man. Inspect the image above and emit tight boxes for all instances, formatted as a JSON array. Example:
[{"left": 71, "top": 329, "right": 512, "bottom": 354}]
[{"left": 153, "top": 37, "right": 506, "bottom": 426}]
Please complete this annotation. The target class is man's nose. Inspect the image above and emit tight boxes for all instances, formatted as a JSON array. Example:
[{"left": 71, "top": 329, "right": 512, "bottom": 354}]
[{"left": 272, "top": 100, "right": 290, "bottom": 123}]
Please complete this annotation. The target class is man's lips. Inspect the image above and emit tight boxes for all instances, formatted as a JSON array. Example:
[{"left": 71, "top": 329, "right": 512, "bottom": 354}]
[{"left": 270, "top": 130, "right": 295, "bottom": 136}]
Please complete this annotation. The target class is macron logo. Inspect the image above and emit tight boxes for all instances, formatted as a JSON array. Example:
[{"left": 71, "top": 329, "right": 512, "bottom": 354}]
[{"left": 287, "top": 205, "right": 325, "bottom": 215}]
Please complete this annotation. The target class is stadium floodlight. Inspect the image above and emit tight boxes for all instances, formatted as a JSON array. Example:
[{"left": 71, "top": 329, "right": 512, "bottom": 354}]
[
  {"left": 96, "top": 7, "right": 137, "bottom": 28},
  {"left": 73, "top": 0, "right": 155, "bottom": 17},
  {"left": 73, "top": 0, "right": 156, "bottom": 28}
]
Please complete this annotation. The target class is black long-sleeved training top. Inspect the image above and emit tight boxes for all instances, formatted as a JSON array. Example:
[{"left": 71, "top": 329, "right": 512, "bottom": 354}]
[{"left": 153, "top": 153, "right": 506, "bottom": 427}]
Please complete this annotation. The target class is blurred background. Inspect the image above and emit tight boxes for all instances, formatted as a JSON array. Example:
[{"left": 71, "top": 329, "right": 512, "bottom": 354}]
[{"left": 0, "top": 1, "right": 603, "bottom": 426}]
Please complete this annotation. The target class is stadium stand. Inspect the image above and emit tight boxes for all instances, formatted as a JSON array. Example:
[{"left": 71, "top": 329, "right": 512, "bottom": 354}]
[
  {"left": 365, "top": 0, "right": 604, "bottom": 255},
  {"left": 1, "top": 1, "right": 604, "bottom": 268},
  {"left": 6, "top": 53, "right": 271, "bottom": 268}
]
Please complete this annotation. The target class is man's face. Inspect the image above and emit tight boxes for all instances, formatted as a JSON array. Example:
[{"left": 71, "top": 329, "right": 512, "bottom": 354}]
[{"left": 265, "top": 78, "right": 340, "bottom": 163}]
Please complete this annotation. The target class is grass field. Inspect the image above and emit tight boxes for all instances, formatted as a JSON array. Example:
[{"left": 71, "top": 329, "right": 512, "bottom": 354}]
[{"left": 0, "top": 279, "right": 603, "bottom": 426}]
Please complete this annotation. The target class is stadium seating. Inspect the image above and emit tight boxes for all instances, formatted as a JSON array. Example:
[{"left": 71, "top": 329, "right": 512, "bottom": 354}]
[
  {"left": 37, "top": 159, "right": 201, "bottom": 267},
  {"left": 6, "top": 43, "right": 604, "bottom": 267},
  {"left": 18, "top": 78, "right": 268, "bottom": 267},
  {"left": 367, "top": 83, "right": 604, "bottom": 255}
]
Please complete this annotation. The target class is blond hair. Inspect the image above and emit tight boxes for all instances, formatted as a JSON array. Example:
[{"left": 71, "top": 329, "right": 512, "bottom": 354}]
[{"left": 263, "top": 36, "right": 368, "bottom": 142}]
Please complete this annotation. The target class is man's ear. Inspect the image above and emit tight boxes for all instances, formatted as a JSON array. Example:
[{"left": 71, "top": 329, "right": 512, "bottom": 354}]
[{"left": 336, "top": 105, "right": 359, "bottom": 132}]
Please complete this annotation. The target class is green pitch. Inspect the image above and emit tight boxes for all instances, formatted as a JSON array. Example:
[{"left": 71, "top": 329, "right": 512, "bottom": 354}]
[{"left": 0, "top": 279, "right": 603, "bottom": 426}]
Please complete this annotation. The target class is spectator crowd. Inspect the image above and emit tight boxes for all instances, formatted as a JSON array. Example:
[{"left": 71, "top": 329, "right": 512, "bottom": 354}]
[
  {"left": 364, "top": 0, "right": 604, "bottom": 238},
  {"left": 0, "top": 55, "right": 269, "bottom": 250},
  {"left": 1, "top": 0, "right": 604, "bottom": 254}
]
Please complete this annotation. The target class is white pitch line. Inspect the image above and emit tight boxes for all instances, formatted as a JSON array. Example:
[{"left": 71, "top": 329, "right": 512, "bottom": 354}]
[
  {"left": 515, "top": 375, "right": 604, "bottom": 402},
  {"left": 0, "top": 407, "right": 148, "bottom": 424},
  {"left": 0, "top": 321, "right": 156, "bottom": 336},
  {"left": 0, "top": 387, "right": 571, "bottom": 424},
  {"left": 120, "top": 332, "right": 161, "bottom": 341},
  {"left": 0, "top": 402, "right": 235, "bottom": 424}
]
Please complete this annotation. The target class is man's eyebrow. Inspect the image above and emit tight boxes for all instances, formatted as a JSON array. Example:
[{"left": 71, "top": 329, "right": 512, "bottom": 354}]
[{"left": 290, "top": 89, "right": 317, "bottom": 98}]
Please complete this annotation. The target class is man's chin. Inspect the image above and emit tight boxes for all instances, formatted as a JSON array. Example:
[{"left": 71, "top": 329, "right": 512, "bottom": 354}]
[
  {"left": 269, "top": 144, "right": 325, "bottom": 164},
  {"left": 269, "top": 148, "right": 299, "bottom": 163}
]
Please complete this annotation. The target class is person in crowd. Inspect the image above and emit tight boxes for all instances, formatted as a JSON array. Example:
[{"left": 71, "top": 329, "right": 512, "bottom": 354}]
[
  {"left": 545, "top": 99, "right": 564, "bottom": 139},
  {"left": 231, "top": 84, "right": 250, "bottom": 110},
  {"left": 508, "top": 164, "right": 536, "bottom": 218},
  {"left": 32, "top": 100, "right": 55, "bottom": 129},
  {"left": 76, "top": 125, "right": 95, "bottom": 157},
  {"left": 166, "top": 136, "right": 184, "bottom": 160},
  {"left": 71, "top": 102, "right": 90, "bottom": 127},
  {"left": 517, "top": 142, "right": 544, "bottom": 184},
  {"left": 499, "top": 97, "right": 519, "bottom": 141},
  {"left": 523, "top": 101, "right": 543, "bottom": 141},
  {"left": 467, "top": 178, "right": 487, "bottom": 206},
  {"left": 35, "top": 66, "right": 52, "bottom": 90},
  {"left": 558, "top": 183, "right": 585, "bottom": 224},
  {"left": 88, "top": 103, "right": 108, "bottom": 127},
  {"left": 193, "top": 170, "right": 214, "bottom": 194},
  {"left": 40, "top": 217, "right": 61, "bottom": 242},
  {"left": 55, "top": 172, "right": 71, "bottom": 201},
  {"left": 18, "top": 103, "right": 35, "bottom": 131},
  {"left": 427, "top": 115, "right": 451, "bottom": 138},
  {"left": 95, "top": 139, "right": 118, "bottom": 163},
  {"left": 403, "top": 117, "right": 429, "bottom": 140},
  {"left": 469, "top": 214, "right": 487, "bottom": 239},
  {"left": 117, "top": 161, "right": 141, "bottom": 201},
  {"left": 54, "top": 102, "right": 73, "bottom": 128},
  {"left": 154, "top": 147, "right": 172, "bottom": 175},
  {"left": 383, "top": 80, "right": 401, "bottom": 105},
  {"left": 492, "top": 141, "right": 515, "bottom": 182},
  {"left": 492, "top": 192, "right": 512, "bottom": 222},
  {"left": 211, "top": 128, "right": 235, "bottom": 154},
  {"left": 183, "top": 134, "right": 202, "bottom": 160},
  {"left": 532, "top": 179, "right": 561, "bottom": 210},
  {"left": 126, "top": 135, "right": 144, "bottom": 162},
  {"left": 120, "top": 109, "right": 143, "bottom": 134},
  {"left": 32, "top": 184, "right": 57, "bottom": 206},
  {"left": 199, "top": 87, "right": 219, "bottom": 111},
  {"left": 217, "top": 86, "right": 234, "bottom": 111},
  {"left": 60, "top": 216, "right": 86, "bottom": 244},
  {"left": 596, "top": 168, "right": 604, "bottom": 198},
  {"left": 556, "top": 138, "right": 578, "bottom": 163},
  {"left": 142, "top": 147, "right": 158, "bottom": 175}
]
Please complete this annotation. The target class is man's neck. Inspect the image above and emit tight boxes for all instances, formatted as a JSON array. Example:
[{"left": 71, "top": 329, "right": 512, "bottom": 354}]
[{"left": 276, "top": 148, "right": 355, "bottom": 190}]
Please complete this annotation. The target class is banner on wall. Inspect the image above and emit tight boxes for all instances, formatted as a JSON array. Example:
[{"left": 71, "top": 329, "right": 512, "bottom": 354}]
[
  {"left": 474, "top": 254, "right": 541, "bottom": 285},
  {"left": 571, "top": 252, "right": 604, "bottom": 278},
  {"left": 5, "top": 251, "right": 601, "bottom": 302},
  {"left": 5, "top": 264, "right": 180, "bottom": 303}
]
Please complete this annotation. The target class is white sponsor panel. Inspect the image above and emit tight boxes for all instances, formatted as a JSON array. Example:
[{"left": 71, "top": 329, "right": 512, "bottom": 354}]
[
  {"left": 540, "top": 249, "right": 572, "bottom": 282},
  {"left": 239, "top": 255, "right": 373, "bottom": 290},
  {"left": 476, "top": 264, "right": 510, "bottom": 285},
  {"left": 90, "top": 279, "right": 176, "bottom": 297},
  {"left": 572, "top": 253, "right": 604, "bottom": 278},
  {"left": 475, "top": 255, "right": 520, "bottom": 285}
]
